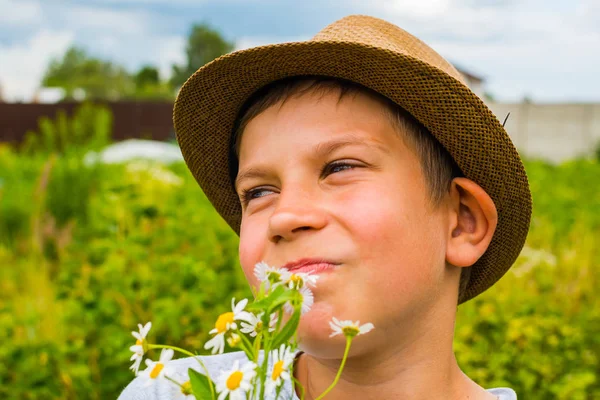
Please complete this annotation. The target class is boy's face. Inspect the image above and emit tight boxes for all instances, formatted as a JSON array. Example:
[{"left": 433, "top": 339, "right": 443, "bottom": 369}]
[{"left": 235, "top": 89, "right": 458, "bottom": 356}]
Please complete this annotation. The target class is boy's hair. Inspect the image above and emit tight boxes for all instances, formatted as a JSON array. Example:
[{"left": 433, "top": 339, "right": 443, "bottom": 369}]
[{"left": 230, "top": 76, "right": 470, "bottom": 300}]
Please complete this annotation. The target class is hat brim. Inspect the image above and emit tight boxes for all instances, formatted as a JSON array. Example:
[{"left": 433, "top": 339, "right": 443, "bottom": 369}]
[{"left": 173, "top": 40, "right": 532, "bottom": 304}]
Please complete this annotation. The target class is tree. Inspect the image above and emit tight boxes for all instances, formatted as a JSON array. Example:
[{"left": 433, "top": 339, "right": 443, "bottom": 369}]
[
  {"left": 133, "top": 65, "right": 175, "bottom": 101},
  {"left": 135, "top": 65, "right": 160, "bottom": 88},
  {"left": 170, "top": 22, "right": 235, "bottom": 88},
  {"left": 42, "top": 46, "right": 135, "bottom": 101}
]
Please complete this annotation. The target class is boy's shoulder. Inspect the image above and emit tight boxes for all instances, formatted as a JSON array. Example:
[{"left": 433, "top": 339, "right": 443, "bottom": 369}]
[{"left": 487, "top": 387, "right": 518, "bottom": 399}]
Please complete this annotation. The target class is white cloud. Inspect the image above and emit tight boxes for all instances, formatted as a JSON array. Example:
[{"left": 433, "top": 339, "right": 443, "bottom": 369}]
[
  {"left": 0, "top": 30, "right": 74, "bottom": 102},
  {"left": 366, "top": 0, "right": 453, "bottom": 19},
  {"left": 154, "top": 36, "right": 187, "bottom": 79},
  {"left": 430, "top": 22, "right": 600, "bottom": 101},
  {"left": 0, "top": 0, "right": 42, "bottom": 26},
  {"left": 350, "top": 0, "right": 600, "bottom": 101},
  {"left": 62, "top": 6, "right": 149, "bottom": 35},
  {"left": 235, "top": 35, "right": 309, "bottom": 51}
]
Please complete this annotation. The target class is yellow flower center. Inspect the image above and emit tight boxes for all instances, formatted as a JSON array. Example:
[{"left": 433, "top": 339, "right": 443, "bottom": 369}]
[
  {"left": 255, "top": 320, "right": 263, "bottom": 333},
  {"left": 136, "top": 339, "right": 143, "bottom": 346},
  {"left": 342, "top": 326, "right": 360, "bottom": 338},
  {"left": 226, "top": 371, "right": 244, "bottom": 390},
  {"left": 150, "top": 363, "right": 164, "bottom": 379},
  {"left": 288, "top": 274, "right": 304, "bottom": 289},
  {"left": 215, "top": 312, "right": 235, "bottom": 333},
  {"left": 227, "top": 333, "right": 241, "bottom": 347},
  {"left": 272, "top": 360, "right": 284, "bottom": 380},
  {"left": 181, "top": 381, "right": 193, "bottom": 395}
]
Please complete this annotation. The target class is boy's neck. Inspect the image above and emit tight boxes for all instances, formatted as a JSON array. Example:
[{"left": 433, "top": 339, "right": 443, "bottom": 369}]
[
  {"left": 292, "top": 305, "right": 497, "bottom": 400},
  {"left": 293, "top": 350, "right": 496, "bottom": 400}
]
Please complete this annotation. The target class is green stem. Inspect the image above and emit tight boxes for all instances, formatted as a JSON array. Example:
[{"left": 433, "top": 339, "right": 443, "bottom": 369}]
[
  {"left": 148, "top": 344, "right": 216, "bottom": 400},
  {"left": 253, "top": 331, "right": 262, "bottom": 363},
  {"left": 164, "top": 374, "right": 183, "bottom": 388},
  {"left": 314, "top": 337, "right": 352, "bottom": 400},
  {"left": 259, "top": 339, "right": 270, "bottom": 400},
  {"left": 236, "top": 330, "right": 256, "bottom": 360},
  {"left": 149, "top": 344, "right": 196, "bottom": 358},
  {"left": 292, "top": 376, "right": 306, "bottom": 400}
]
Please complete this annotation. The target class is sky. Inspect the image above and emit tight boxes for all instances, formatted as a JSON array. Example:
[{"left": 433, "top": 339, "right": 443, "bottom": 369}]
[{"left": 1, "top": 0, "right": 599, "bottom": 103}]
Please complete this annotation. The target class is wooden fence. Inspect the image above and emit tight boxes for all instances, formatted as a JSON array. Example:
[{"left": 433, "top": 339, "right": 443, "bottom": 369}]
[{"left": 0, "top": 102, "right": 175, "bottom": 144}]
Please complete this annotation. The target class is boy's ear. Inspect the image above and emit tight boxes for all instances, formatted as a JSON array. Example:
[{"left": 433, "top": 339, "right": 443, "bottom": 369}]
[{"left": 445, "top": 177, "right": 498, "bottom": 268}]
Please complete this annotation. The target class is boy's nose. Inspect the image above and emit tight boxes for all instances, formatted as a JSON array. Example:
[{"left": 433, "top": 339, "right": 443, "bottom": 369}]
[{"left": 267, "top": 192, "right": 328, "bottom": 243}]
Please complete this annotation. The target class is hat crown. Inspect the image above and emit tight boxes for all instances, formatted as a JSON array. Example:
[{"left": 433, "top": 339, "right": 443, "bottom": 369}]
[{"left": 311, "top": 15, "right": 465, "bottom": 84}]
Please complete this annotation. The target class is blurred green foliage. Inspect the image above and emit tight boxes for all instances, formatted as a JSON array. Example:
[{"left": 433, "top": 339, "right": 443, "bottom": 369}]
[
  {"left": 41, "top": 22, "right": 234, "bottom": 102},
  {"left": 170, "top": 22, "right": 235, "bottom": 89},
  {"left": 43, "top": 47, "right": 136, "bottom": 101},
  {"left": 0, "top": 106, "right": 598, "bottom": 399}
]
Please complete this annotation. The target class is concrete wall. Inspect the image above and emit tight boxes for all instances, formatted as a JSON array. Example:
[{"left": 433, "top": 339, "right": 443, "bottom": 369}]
[{"left": 487, "top": 102, "right": 600, "bottom": 163}]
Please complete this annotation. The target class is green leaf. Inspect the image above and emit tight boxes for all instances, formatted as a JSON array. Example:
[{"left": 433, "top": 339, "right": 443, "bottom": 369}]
[
  {"left": 188, "top": 368, "right": 214, "bottom": 400},
  {"left": 271, "top": 309, "right": 301, "bottom": 349},
  {"left": 247, "top": 285, "right": 297, "bottom": 314}
]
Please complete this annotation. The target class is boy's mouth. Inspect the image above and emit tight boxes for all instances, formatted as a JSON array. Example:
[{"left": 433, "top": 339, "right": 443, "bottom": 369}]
[{"left": 282, "top": 258, "right": 340, "bottom": 274}]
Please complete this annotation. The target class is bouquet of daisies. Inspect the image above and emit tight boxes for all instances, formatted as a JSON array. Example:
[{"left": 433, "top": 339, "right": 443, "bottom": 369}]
[{"left": 127, "top": 262, "right": 374, "bottom": 399}]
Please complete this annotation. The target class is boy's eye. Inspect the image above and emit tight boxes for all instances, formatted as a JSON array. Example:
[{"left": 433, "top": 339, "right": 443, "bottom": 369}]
[
  {"left": 321, "top": 160, "right": 358, "bottom": 177},
  {"left": 239, "top": 160, "right": 360, "bottom": 206}
]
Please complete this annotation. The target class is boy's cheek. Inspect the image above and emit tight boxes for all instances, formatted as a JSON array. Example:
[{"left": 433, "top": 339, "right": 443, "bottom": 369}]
[{"left": 238, "top": 222, "right": 266, "bottom": 287}]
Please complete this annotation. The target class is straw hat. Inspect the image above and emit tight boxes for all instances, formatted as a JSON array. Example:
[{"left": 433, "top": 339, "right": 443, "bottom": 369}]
[{"left": 173, "top": 14, "right": 532, "bottom": 304}]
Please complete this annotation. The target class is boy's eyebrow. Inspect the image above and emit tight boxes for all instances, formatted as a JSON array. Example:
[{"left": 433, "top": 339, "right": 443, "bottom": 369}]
[{"left": 235, "top": 134, "right": 389, "bottom": 190}]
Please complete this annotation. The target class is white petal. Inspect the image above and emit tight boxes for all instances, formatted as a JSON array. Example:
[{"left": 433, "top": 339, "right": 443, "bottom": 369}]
[
  {"left": 159, "top": 348, "right": 174, "bottom": 363},
  {"left": 129, "top": 344, "right": 143, "bottom": 353},
  {"left": 141, "top": 322, "right": 152, "bottom": 337},
  {"left": 235, "top": 298, "right": 249, "bottom": 313},
  {"left": 254, "top": 261, "right": 269, "bottom": 281},
  {"left": 235, "top": 311, "right": 254, "bottom": 323},
  {"left": 359, "top": 323, "right": 375, "bottom": 335},
  {"left": 204, "top": 334, "right": 225, "bottom": 355}
]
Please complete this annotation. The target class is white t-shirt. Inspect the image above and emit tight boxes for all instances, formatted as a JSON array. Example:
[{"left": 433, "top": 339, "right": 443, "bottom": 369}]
[{"left": 118, "top": 351, "right": 517, "bottom": 400}]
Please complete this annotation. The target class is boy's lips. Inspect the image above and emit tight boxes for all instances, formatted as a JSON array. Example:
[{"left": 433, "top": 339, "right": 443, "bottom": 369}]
[{"left": 282, "top": 258, "right": 340, "bottom": 274}]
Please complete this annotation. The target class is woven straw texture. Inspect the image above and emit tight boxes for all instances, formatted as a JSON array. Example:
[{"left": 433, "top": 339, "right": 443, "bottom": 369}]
[{"left": 173, "top": 15, "right": 532, "bottom": 304}]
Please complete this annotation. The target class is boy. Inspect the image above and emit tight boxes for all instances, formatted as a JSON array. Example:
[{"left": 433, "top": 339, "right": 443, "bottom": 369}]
[{"left": 120, "top": 14, "right": 531, "bottom": 399}]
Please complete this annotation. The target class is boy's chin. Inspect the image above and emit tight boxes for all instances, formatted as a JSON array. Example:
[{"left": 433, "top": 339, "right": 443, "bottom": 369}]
[{"left": 295, "top": 306, "right": 364, "bottom": 359}]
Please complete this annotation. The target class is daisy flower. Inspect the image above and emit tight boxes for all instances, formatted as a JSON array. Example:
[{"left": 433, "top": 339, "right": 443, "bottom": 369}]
[
  {"left": 284, "top": 285, "right": 314, "bottom": 315},
  {"left": 265, "top": 344, "right": 296, "bottom": 396},
  {"left": 215, "top": 359, "right": 257, "bottom": 400},
  {"left": 204, "top": 298, "right": 253, "bottom": 355},
  {"left": 166, "top": 371, "right": 196, "bottom": 400},
  {"left": 254, "top": 261, "right": 290, "bottom": 289},
  {"left": 174, "top": 380, "right": 194, "bottom": 400},
  {"left": 329, "top": 317, "right": 374, "bottom": 338},
  {"left": 139, "top": 348, "right": 174, "bottom": 387},
  {"left": 129, "top": 321, "right": 152, "bottom": 375},
  {"left": 239, "top": 312, "right": 278, "bottom": 337}
]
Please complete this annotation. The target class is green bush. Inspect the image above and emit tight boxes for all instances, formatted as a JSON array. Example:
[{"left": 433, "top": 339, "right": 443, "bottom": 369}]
[
  {"left": 1, "top": 107, "right": 599, "bottom": 398},
  {"left": 0, "top": 149, "right": 249, "bottom": 399},
  {"left": 21, "top": 102, "right": 112, "bottom": 156}
]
